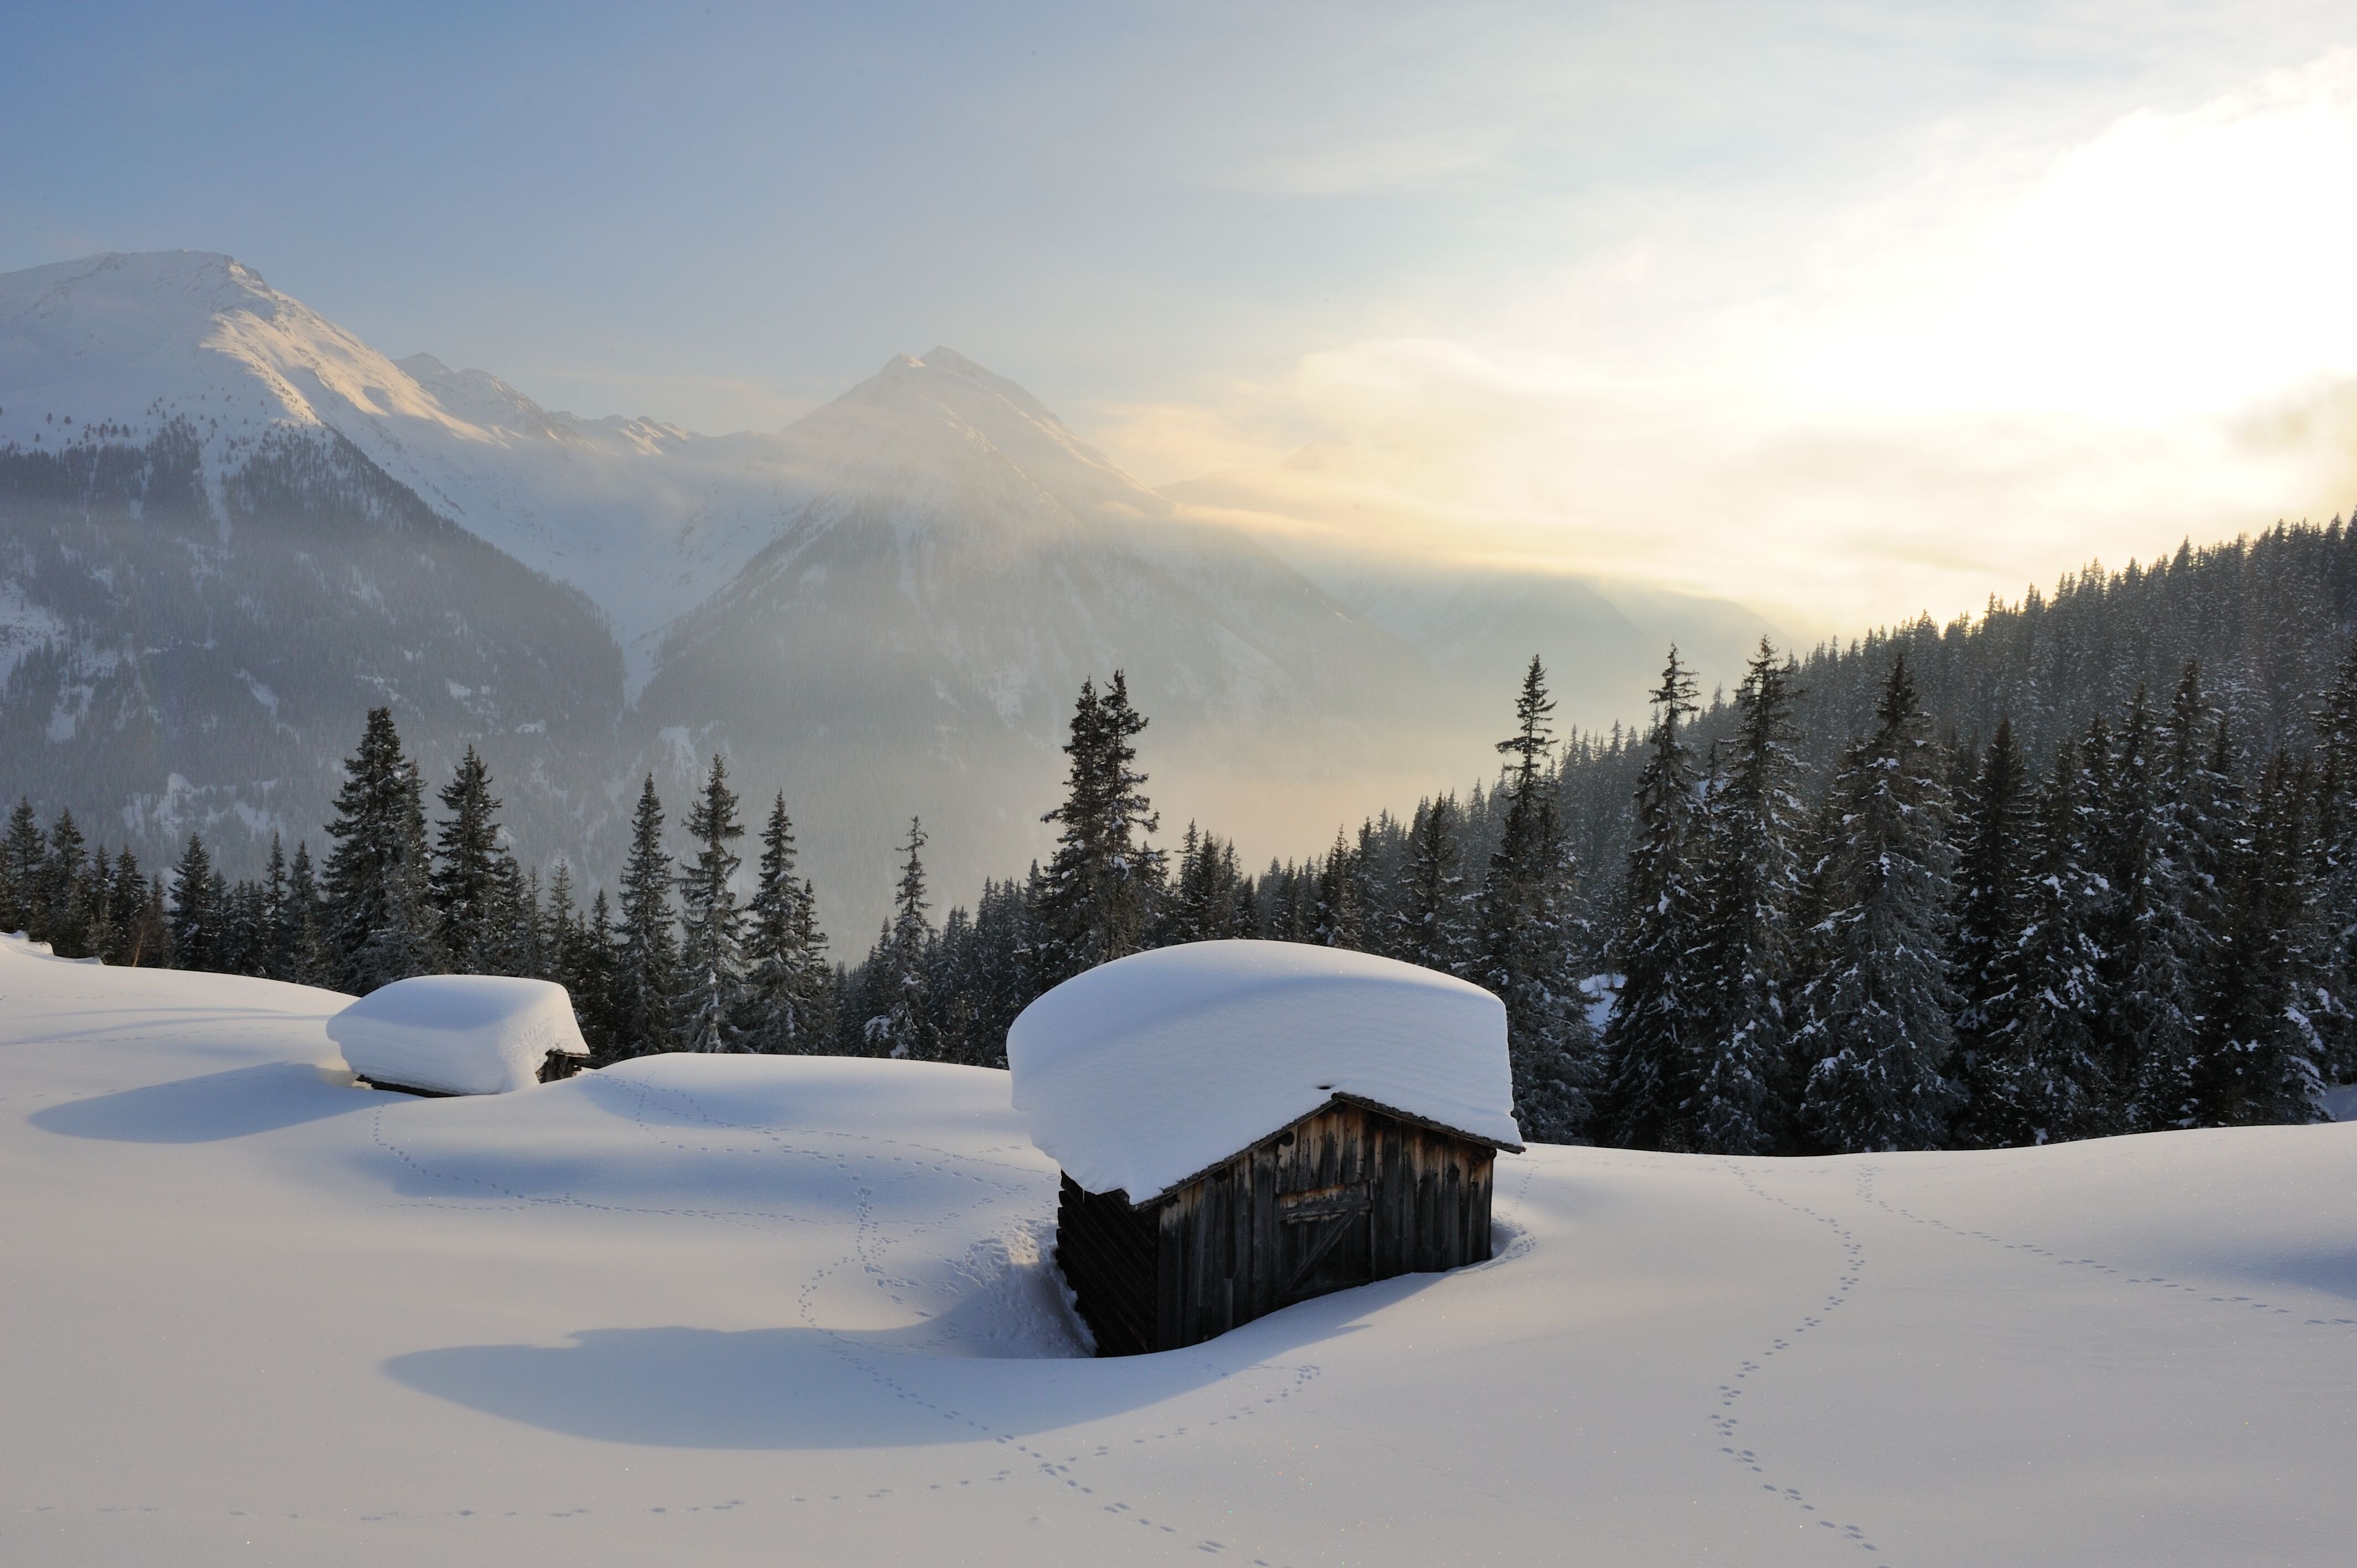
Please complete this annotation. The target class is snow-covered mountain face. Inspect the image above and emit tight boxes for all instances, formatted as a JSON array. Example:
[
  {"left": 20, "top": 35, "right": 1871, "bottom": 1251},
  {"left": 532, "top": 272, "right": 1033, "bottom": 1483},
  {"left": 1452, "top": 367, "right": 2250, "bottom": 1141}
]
[
  {"left": 637, "top": 349, "right": 1441, "bottom": 919},
  {"left": 1, "top": 249, "right": 1771, "bottom": 933},
  {"left": 0, "top": 252, "right": 780, "bottom": 682},
  {"left": 0, "top": 254, "right": 1443, "bottom": 930}
]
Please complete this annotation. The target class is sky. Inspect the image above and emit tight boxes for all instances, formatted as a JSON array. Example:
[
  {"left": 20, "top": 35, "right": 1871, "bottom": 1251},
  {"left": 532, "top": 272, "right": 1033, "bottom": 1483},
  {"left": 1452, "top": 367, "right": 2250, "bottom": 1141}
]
[{"left": 7, "top": 0, "right": 2357, "bottom": 636}]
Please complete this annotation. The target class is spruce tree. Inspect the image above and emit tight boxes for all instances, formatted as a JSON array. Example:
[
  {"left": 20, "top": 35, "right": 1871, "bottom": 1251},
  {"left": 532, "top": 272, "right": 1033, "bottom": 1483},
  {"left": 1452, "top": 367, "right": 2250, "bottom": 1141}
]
[
  {"left": 1797, "top": 655, "right": 1962, "bottom": 1153},
  {"left": 1689, "top": 641, "right": 1808, "bottom": 1154},
  {"left": 487, "top": 858, "right": 539, "bottom": 977},
  {"left": 225, "top": 878, "right": 270, "bottom": 977},
  {"left": 675, "top": 756, "right": 748, "bottom": 1053},
  {"left": 1038, "top": 673, "right": 1166, "bottom": 984},
  {"left": 741, "top": 793, "right": 832, "bottom": 1054},
  {"left": 1983, "top": 737, "right": 2114, "bottom": 1144},
  {"left": 1312, "top": 827, "right": 1367, "bottom": 949},
  {"left": 2308, "top": 640, "right": 2357, "bottom": 1081},
  {"left": 2124, "top": 665, "right": 2226, "bottom": 1127},
  {"left": 570, "top": 889, "right": 624, "bottom": 1063},
  {"left": 1165, "top": 823, "right": 1246, "bottom": 945},
  {"left": 1392, "top": 793, "right": 1471, "bottom": 975},
  {"left": 1601, "top": 648, "right": 1707, "bottom": 1149},
  {"left": 281, "top": 842, "right": 332, "bottom": 987},
  {"left": 322, "top": 708, "right": 443, "bottom": 992},
  {"left": 2, "top": 799, "right": 44, "bottom": 936},
  {"left": 864, "top": 817, "right": 935, "bottom": 1059},
  {"left": 37, "top": 809, "right": 90, "bottom": 957},
  {"left": 168, "top": 833, "right": 219, "bottom": 971},
  {"left": 258, "top": 835, "right": 290, "bottom": 980},
  {"left": 81, "top": 845, "right": 120, "bottom": 964},
  {"left": 1948, "top": 720, "right": 2029, "bottom": 1144},
  {"left": 430, "top": 745, "right": 508, "bottom": 972},
  {"left": 1477, "top": 656, "right": 1595, "bottom": 1142},
  {"left": 109, "top": 848, "right": 156, "bottom": 967},
  {"left": 2196, "top": 751, "right": 2327, "bottom": 1125},
  {"left": 611, "top": 775, "right": 679, "bottom": 1058}
]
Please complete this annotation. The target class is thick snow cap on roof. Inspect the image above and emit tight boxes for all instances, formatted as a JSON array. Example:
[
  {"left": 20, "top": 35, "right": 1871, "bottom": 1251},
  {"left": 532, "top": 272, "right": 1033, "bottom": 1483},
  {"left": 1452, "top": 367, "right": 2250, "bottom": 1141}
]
[
  {"left": 1007, "top": 940, "right": 1521, "bottom": 1203},
  {"left": 328, "top": 976, "right": 589, "bottom": 1096}
]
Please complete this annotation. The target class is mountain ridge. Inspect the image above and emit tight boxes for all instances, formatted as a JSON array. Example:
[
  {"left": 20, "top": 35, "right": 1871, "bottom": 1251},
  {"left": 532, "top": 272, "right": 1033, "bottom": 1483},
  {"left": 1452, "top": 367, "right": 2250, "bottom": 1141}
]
[{"left": 2, "top": 249, "right": 1777, "bottom": 934}]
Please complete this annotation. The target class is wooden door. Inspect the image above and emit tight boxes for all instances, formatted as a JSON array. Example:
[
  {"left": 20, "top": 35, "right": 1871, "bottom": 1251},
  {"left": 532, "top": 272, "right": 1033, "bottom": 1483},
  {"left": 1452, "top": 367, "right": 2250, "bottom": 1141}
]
[{"left": 1273, "top": 1108, "right": 1375, "bottom": 1304}]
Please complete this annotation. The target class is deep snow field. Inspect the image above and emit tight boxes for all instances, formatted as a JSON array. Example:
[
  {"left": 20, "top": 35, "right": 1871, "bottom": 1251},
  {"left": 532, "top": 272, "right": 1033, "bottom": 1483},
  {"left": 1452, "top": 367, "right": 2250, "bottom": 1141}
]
[{"left": 3, "top": 934, "right": 2352, "bottom": 1567}]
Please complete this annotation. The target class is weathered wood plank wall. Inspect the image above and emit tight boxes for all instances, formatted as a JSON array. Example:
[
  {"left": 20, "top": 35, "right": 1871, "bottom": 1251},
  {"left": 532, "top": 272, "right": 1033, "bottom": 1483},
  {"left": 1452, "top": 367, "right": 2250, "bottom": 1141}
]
[{"left": 1057, "top": 1099, "right": 1500, "bottom": 1356}]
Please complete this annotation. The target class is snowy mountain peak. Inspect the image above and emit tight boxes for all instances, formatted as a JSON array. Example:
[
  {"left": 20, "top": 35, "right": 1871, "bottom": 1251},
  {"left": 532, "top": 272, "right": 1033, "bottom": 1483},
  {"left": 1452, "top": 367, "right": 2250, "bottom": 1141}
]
[{"left": 0, "top": 250, "right": 771, "bottom": 679}]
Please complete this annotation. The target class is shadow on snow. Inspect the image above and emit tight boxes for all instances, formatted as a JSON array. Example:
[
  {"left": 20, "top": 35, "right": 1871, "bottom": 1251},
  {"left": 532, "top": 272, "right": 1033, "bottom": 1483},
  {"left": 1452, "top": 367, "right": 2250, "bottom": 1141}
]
[
  {"left": 380, "top": 1275, "right": 1434, "bottom": 1450},
  {"left": 30, "top": 1061, "right": 368, "bottom": 1143}
]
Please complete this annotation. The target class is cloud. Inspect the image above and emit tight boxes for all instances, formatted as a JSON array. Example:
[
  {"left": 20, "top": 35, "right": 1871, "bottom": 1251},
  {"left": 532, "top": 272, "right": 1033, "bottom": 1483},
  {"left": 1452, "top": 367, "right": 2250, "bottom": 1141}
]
[
  {"left": 1077, "top": 46, "right": 2357, "bottom": 637},
  {"left": 488, "top": 364, "right": 822, "bottom": 435}
]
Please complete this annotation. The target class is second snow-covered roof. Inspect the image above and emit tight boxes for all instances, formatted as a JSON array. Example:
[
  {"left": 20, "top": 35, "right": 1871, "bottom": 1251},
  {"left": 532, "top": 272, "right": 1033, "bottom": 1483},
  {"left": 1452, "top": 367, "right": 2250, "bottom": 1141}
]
[{"left": 1006, "top": 940, "right": 1522, "bottom": 1203}]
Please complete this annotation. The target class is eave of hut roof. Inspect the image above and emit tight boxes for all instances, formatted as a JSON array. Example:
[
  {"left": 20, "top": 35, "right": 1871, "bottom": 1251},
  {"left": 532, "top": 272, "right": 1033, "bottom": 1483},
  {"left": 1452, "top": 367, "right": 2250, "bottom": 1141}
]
[{"left": 1006, "top": 940, "right": 1523, "bottom": 1203}]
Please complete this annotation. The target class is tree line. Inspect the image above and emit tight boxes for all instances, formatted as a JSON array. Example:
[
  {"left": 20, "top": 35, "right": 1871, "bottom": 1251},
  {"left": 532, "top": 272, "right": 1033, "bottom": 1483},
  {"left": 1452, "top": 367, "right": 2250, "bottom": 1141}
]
[{"left": 9, "top": 525, "right": 2357, "bottom": 1152}]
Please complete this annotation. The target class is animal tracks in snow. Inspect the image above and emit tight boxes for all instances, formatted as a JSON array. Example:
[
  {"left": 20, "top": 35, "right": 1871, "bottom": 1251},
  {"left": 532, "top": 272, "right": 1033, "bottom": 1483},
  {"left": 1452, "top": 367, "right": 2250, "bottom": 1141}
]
[
  {"left": 1715, "top": 1163, "right": 1892, "bottom": 1562},
  {"left": 1850, "top": 1164, "right": 2357, "bottom": 1332},
  {"left": 366, "top": 1068, "right": 1315, "bottom": 1567}
]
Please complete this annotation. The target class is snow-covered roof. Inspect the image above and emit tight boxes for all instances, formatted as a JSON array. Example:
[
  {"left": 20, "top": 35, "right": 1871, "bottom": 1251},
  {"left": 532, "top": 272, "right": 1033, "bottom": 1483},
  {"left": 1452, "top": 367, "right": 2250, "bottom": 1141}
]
[
  {"left": 1006, "top": 940, "right": 1522, "bottom": 1203},
  {"left": 327, "top": 976, "right": 589, "bottom": 1097}
]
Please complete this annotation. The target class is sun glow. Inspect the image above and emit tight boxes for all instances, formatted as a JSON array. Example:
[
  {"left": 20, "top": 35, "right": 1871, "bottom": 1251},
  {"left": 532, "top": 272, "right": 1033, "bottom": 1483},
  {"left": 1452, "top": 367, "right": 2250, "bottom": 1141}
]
[{"left": 1094, "top": 49, "right": 2357, "bottom": 638}]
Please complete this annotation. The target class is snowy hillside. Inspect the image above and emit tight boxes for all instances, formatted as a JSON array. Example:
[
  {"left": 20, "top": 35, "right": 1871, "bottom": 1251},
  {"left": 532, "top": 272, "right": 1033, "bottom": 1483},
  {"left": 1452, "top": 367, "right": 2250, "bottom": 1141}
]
[{"left": 6, "top": 940, "right": 2351, "bottom": 1566}]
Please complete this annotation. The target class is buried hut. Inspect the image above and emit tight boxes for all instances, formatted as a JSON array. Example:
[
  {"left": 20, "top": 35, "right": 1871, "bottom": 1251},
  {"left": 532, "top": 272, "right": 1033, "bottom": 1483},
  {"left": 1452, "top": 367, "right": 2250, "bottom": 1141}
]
[
  {"left": 327, "top": 975, "right": 590, "bottom": 1097},
  {"left": 1007, "top": 940, "right": 1524, "bottom": 1356}
]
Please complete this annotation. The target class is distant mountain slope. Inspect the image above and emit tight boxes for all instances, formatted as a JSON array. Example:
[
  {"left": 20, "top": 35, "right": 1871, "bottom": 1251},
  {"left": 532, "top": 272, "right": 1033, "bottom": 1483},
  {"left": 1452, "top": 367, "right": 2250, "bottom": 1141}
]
[
  {"left": 1, "top": 249, "right": 1785, "bottom": 935},
  {"left": 0, "top": 420, "right": 624, "bottom": 871},
  {"left": 636, "top": 350, "right": 1443, "bottom": 920},
  {"left": 0, "top": 251, "right": 786, "bottom": 679}
]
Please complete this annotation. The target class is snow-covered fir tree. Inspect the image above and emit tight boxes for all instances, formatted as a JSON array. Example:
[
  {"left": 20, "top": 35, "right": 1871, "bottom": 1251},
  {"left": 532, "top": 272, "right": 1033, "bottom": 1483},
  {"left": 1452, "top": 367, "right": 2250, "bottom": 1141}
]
[
  {"left": 864, "top": 817, "right": 935, "bottom": 1060},
  {"left": 1164, "top": 823, "right": 1246, "bottom": 945},
  {"left": 167, "top": 832, "right": 218, "bottom": 971},
  {"left": 0, "top": 798, "right": 36, "bottom": 933},
  {"left": 740, "top": 793, "right": 833, "bottom": 1054},
  {"left": 2307, "top": 642, "right": 2357, "bottom": 1081},
  {"left": 2119, "top": 665, "right": 2227, "bottom": 1128},
  {"left": 280, "top": 842, "right": 331, "bottom": 987},
  {"left": 1798, "top": 656, "right": 1963, "bottom": 1153},
  {"left": 674, "top": 756, "right": 748, "bottom": 1053},
  {"left": 321, "top": 708, "right": 442, "bottom": 993},
  {"left": 429, "top": 745, "right": 508, "bottom": 973},
  {"left": 1687, "top": 641, "right": 1809, "bottom": 1154},
  {"left": 1601, "top": 648, "right": 1707, "bottom": 1149},
  {"left": 567, "top": 888, "right": 622, "bottom": 1062},
  {"left": 1949, "top": 719, "right": 2029, "bottom": 1144},
  {"left": 1978, "top": 735, "right": 2114, "bottom": 1144},
  {"left": 1313, "top": 827, "right": 1367, "bottom": 948},
  {"left": 1390, "top": 793, "right": 1470, "bottom": 976},
  {"left": 609, "top": 775, "right": 679, "bottom": 1059},
  {"left": 1477, "top": 656, "right": 1596, "bottom": 1143},
  {"left": 1037, "top": 673, "right": 1165, "bottom": 984},
  {"left": 2197, "top": 750, "right": 2327, "bottom": 1125}
]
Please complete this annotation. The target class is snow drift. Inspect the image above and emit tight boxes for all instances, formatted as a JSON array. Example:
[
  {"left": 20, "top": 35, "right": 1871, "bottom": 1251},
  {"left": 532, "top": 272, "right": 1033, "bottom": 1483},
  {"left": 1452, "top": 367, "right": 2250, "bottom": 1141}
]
[
  {"left": 1006, "top": 939, "right": 1521, "bottom": 1201},
  {"left": 8, "top": 937, "right": 2357, "bottom": 1566},
  {"left": 327, "top": 975, "right": 589, "bottom": 1096}
]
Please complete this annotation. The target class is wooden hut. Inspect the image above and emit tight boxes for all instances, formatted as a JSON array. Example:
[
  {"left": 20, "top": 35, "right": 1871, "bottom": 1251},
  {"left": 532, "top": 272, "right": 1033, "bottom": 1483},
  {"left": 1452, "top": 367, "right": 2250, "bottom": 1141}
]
[
  {"left": 1007, "top": 940, "right": 1524, "bottom": 1356},
  {"left": 327, "top": 976, "right": 591, "bottom": 1097}
]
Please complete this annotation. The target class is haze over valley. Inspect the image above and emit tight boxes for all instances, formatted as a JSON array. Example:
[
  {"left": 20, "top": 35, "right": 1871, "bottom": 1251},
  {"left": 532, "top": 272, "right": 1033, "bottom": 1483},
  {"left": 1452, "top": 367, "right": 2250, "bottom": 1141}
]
[{"left": 0, "top": 250, "right": 1779, "bottom": 931}]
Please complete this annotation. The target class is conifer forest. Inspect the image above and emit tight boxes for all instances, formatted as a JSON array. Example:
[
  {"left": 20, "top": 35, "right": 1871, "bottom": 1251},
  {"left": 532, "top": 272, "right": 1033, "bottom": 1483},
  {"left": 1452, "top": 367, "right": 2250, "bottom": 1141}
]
[{"left": 9, "top": 522, "right": 2357, "bottom": 1154}]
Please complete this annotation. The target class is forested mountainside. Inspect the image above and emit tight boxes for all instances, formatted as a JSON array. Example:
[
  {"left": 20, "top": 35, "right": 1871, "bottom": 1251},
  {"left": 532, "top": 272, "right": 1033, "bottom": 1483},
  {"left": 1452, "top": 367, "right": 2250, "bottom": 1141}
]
[
  {"left": 1537, "top": 520, "right": 2357, "bottom": 884},
  {"left": 13, "top": 515, "right": 2357, "bottom": 1160},
  {"left": 2, "top": 251, "right": 1782, "bottom": 937},
  {"left": 0, "top": 421, "right": 625, "bottom": 873}
]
